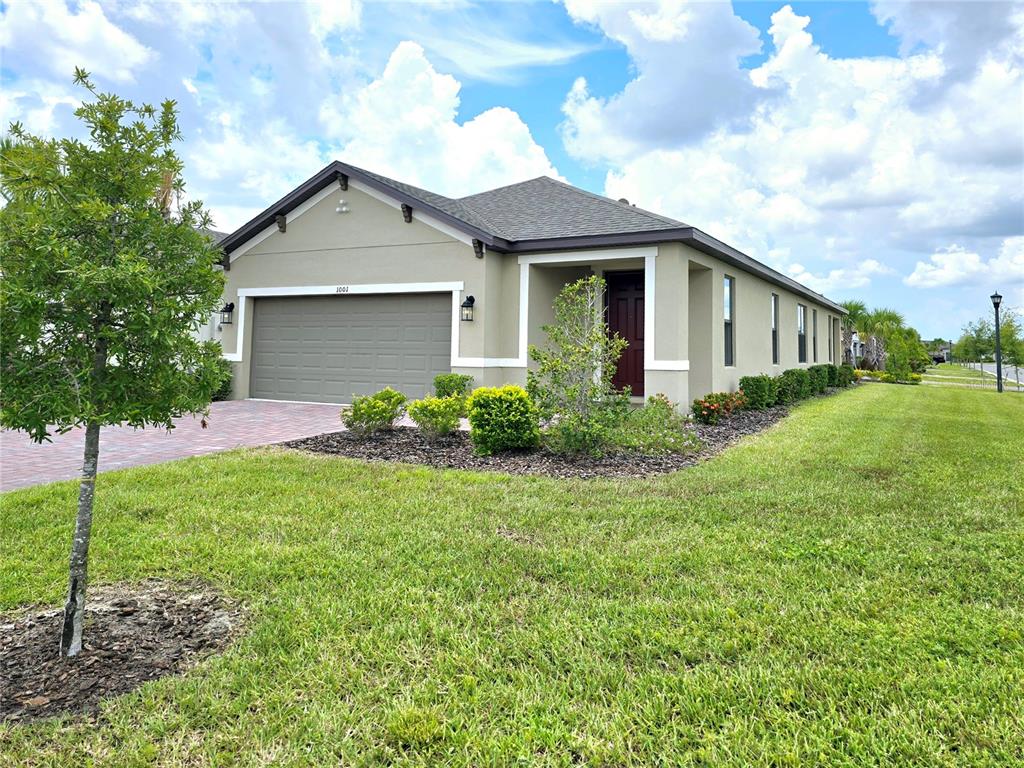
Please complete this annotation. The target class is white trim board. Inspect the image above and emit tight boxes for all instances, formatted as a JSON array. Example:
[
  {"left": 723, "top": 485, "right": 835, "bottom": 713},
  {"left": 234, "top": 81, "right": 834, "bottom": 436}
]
[{"left": 221, "top": 281, "right": 464, "bottom": 363}]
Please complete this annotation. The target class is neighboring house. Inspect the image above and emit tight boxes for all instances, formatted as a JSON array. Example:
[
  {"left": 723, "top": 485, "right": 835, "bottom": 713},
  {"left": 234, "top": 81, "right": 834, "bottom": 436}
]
[{"left": 211, "top": 161, "right": 846, "bottom": 404}]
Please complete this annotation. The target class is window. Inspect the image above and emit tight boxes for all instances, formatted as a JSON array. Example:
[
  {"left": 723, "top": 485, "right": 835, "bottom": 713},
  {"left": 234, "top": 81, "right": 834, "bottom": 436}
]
[
  {"left": 827, "top": 314, "right": 833, "bottom": 362},
  {"left": 771, "top": 294, "right": 779, "bottom": 365},
  {"left": 812, "top": 309, "right": 818, "bottom": 363},
  {"left": 797, "top": 304, "right": 807, "bottom": 363},
  {"left": 724, "top": 276, "right": 735, "bottom": 366}
]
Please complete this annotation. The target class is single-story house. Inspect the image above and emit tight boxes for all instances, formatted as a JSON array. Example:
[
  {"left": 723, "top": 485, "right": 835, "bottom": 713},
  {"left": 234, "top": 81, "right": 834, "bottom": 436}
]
[{"left": 209, "top": 161, "right": 846, "bottom": 405}]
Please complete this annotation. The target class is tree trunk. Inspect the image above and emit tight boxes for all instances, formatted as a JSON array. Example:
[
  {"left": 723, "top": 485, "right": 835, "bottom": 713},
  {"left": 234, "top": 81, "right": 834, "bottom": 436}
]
[{"left": 60, "top": 420, "right": 100, "bottom": 657}]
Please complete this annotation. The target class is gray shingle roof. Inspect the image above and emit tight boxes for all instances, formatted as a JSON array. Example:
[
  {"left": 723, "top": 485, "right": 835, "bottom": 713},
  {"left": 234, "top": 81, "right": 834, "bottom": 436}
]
[
  {"left": 217, "top": 160, "right": 845, "bottom": 313},
  {"left": 457, "top": 176, "right": 688, "bottom": 241}
]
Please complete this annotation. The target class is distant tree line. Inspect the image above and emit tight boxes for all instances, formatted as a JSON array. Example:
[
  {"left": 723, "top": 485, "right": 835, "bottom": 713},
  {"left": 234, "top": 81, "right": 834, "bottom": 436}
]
[{"left": 952, "top": 310, "right": 1024, "bottom": 370}]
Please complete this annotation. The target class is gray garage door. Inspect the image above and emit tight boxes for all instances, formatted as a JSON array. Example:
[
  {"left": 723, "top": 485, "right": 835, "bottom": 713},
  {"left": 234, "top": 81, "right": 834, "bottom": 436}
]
[{"left": 250, "top": 294, "right": 451, "bottom": 403}]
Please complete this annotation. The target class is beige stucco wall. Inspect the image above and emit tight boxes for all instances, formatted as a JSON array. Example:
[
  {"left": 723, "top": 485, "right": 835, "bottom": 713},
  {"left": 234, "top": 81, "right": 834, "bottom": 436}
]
[
  {"left": 680, "top": 243, "right": 842, "bottom": 399},
  {"left": 217, "top": 185, "right": 842, "bottom": 405},
  {"left": 218, "top": 184, "right": 486, "bottom": 398}
]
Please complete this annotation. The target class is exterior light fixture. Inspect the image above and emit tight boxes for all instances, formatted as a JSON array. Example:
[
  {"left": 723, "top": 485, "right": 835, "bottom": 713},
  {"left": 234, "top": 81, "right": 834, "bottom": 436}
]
[
  {"left": 460, "top": 295, "right": 475, "bottom": 322},
  {"left": 991, "top": 291, "right": 1003, "bottom": 393},
  {"left": 219, "top": 302, "right": 235, "bottom": 325}
]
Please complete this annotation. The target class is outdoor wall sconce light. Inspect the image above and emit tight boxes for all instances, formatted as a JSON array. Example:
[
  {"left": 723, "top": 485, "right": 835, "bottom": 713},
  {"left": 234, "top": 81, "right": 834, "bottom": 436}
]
[
  {"left": 460, "top": 295, "right": 475, "bottom": 322},
  {"left": 218, "top": 302, "right": 235, "bottom": 326}
]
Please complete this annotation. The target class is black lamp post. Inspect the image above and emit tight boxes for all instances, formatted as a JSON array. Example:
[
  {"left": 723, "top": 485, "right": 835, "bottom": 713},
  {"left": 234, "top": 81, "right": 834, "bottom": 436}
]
[{"left": 991, "top": 291, "right": 1002, "bottom": 393}]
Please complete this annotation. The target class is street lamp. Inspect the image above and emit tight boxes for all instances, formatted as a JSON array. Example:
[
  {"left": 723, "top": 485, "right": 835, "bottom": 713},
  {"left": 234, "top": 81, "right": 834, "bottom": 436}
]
[{"left": 991, "top": 291, "right": 1003, "bottom": 393}]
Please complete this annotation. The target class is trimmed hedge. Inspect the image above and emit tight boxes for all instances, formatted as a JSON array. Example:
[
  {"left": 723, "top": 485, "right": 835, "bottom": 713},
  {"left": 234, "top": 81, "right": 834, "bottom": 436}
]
[
  {"left": 341, "top": 387, "right": 407, "bottom": 436},
  {"left": 739, "top": 374, "right": 776, "bottom": 410},
  {"left": 826, "top": 363, "right": 840, "bottom": 388},
  {"left": 434, "top": 373, "right": 474, "bottom": 399},
  {"left": 408, "top": 395, "right": 463, "bottom": 440},
  {"left": 839, "top": 364, "right": 855, "bottom": 387},
  {"left": 777, "top": 369, "right": 811, "bottom": 404},
  {"left": 466, "top": 385, "right": 540, "bottom": 455},
  {"left": 808, "top": 364, "right": 830, "bottom": 394}
]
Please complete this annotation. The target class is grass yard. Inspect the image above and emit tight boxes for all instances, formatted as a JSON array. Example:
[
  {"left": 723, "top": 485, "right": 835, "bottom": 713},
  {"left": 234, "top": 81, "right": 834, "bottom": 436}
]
[
  {"left": 921, "top": 363, "right": 1003, "bottom": 390},
  {"left": 2, "top": 384, "right": 1022, "bottom": 766}
]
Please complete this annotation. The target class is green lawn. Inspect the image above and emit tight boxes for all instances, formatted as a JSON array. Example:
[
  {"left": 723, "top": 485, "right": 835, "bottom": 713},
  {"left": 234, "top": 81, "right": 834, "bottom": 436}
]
[
  {"left": 922, "top": 363, "right": 998, "bottom": 388},
  {"left": 2, "top": 385, "right": 1022, "bottom": 766}
]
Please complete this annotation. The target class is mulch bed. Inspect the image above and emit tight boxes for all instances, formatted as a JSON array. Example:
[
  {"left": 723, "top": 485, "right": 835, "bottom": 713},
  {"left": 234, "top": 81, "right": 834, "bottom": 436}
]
[
  {"left": 0, "top": 580, "right": 243, "bottom": 724},
  {"left": 283, "top": 404, "right": 793, "bottom": 480}
]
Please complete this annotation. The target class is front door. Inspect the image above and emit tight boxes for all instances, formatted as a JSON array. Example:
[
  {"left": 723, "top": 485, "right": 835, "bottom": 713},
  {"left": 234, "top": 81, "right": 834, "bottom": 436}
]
[{"left": 606, "top": 271, "right": 644, "bottom": 396}]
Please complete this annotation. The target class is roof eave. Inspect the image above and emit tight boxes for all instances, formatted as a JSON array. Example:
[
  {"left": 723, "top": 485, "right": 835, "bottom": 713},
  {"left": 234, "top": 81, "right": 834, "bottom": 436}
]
[
  {"left": 506, "top": 229, "right": 847, "bottom": 315},
  {"left": 217, "top": 161, "right": 508, "bottom": 257}
]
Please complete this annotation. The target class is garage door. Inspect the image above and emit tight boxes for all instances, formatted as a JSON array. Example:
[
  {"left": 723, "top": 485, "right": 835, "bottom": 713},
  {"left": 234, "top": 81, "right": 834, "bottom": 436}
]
[{"left": 250, "top": 294, "right": 451, "bottom": 403}]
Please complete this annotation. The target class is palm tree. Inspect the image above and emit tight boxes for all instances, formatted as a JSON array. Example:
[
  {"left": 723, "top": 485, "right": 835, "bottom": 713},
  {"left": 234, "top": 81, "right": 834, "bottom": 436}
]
[
  {"left": 840, "top": 300, "right": 868, "bottom": 365},
  {"left": 861, "top": 308, "right": 906, "bottom": 369}
]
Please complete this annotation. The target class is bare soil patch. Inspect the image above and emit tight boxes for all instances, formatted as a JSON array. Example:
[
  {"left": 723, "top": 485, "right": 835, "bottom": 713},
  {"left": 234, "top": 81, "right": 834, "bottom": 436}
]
[
  {"left": 284, "top": 405, "right": 792, "bottom": 480},
  {"left": 1, "top": 580, "right": 243, "bottom": 724}
]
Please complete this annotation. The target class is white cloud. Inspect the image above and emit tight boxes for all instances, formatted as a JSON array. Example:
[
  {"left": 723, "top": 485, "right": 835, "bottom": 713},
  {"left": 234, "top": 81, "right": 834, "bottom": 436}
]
[
  {"left": 0, "top": 1, "right": 153, "bottom": 83},
  {"left": 788, "top": 259, "right": 895, "bottom": 294},
  {"left": 905, "top": 238, "right": 1024, "bottom": 288},
  {"left": 182, "top": 78, "right": 199, "bottom": 95},
  {"left": 569, "top": 2, "right": 1024, "bottom": 301},
  {"left": 307, "top": 0, "right": 362, "bottom": 39},
  {"left": 560, "top": 0, "right": 764, "bottom": 162},
  {"left": 321, "top": 42, "right": 560, "bottom": 197}
]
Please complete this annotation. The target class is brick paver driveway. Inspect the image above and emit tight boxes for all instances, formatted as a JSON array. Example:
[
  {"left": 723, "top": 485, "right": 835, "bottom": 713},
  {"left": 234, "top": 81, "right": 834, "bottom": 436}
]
[{"left": 0, "top": 400, "right": 346, "bottom": 492}]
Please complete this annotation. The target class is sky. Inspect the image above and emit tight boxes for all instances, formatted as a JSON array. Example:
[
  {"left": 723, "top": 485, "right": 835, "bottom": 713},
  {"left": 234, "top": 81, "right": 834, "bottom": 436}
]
[{"left": 1, "top": 0, "right": 1022, "bottom": 340}]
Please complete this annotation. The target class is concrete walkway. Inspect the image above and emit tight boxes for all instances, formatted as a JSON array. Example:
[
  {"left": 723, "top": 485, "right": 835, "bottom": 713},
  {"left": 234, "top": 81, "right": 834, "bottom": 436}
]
[{"left": 0, "top": 400, "right": 348, "bottom": 492}]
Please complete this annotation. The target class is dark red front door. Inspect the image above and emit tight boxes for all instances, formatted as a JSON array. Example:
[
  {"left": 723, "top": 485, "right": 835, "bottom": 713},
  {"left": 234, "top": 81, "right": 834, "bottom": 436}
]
[{"left": 606, "top": 271, "right": 644, "bottom": 396}]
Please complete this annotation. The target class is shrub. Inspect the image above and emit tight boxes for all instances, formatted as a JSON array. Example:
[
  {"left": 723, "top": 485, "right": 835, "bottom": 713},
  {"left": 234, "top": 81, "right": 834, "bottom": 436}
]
[
  {"left": 466, "top": 385, "right": 540, "bottom": 455},
  {"left": 739, "top": 374, "right": 775, "bottom": 410},
  {"left": 853, "top": 368, "right": 868, "bottom": 381},
  {"left": 808, "top": 364, "right": 830, "bottom": 394},
  {"left": 908, "top": 373, "right": 923, "bottom": 384},
  {"left": 408, "top": 395, "right": 463, "bottom": 440},
  {"left": 527, "top": 275, "right": 630, "bottom": 456},
  {"left": 211, "top": 357, "right": 233, "bottom": 401},
  {"left": 692, "top": 391, "right": 745, "bottom": 424},
  {"left": 434, "top": 373, "right": 474, "bottom": 399},
  {"left": 838, "top": 364, "right": 854, "bottom": 387},
  {"left": 612, "top": 394, "right": 700, "bottom": 455},
  {"left": 826, "top": 364, "right": 840, "bottom": 388},
  {"left": 341, "top": 387, "right": 407, "bottom": 436},
  {"left": 777, "top": 368, "right": 812, "bottom": 403}
]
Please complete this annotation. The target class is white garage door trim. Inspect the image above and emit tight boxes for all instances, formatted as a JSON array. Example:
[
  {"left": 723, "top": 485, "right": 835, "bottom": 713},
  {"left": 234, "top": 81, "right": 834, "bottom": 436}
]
[{"left": 222, "top": 281, "right": 518, "bottom": 368}]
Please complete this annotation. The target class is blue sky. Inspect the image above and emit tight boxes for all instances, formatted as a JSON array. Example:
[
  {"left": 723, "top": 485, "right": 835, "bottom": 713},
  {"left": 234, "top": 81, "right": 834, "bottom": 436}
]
[{"left": 2, "top": 0, "right": 1022, "bottom": 339}]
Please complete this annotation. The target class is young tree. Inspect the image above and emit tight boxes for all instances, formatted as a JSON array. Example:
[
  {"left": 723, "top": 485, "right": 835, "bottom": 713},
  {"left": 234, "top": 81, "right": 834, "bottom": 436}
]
[
  {"left": 0, "top": 70, "right": 225, "bottom": 657},
  {"left": 527, "top": 275, "right": 629, "bottom": 455}
]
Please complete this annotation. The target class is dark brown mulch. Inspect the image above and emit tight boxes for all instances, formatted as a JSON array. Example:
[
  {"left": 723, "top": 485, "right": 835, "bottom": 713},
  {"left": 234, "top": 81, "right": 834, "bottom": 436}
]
[
  {"left": 283, "top": 405, "right": 792, "bottom": 480},
  {"left": 0, "top": 580, "right": 243, "bottom": 724}
]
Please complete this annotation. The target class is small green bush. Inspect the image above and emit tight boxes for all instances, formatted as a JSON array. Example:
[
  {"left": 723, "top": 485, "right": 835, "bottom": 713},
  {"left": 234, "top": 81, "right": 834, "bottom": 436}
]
[
  {"left": 777, "top": 369, "right": 812, "bottom": 403},
  {"left": 211, "top": 357, "right": 233, "bottom": 401},
  {"left": 838, "top": 364, "right": 854, "bottom": 387},
  {"left": 613, "top": 394, "right": 700, "bottom": 454},
  {"left": 408, "top": 395, "right": 463, "bottom": 440},
  {"left": 341, "top": 387, "right": 407, "bottom": 436},
  {"left": 908, "top": 373, "right": 923, "bottom": 384},
  {"left": 466, "top": 385, "right": 540, "bottom": 455},
  {"left": 434, "top": 373, "right": 474, "bottom": 399},
  {"left": 826, "top": 364, "right": 840, "bottom": 388},
  {"left": 739, "top": 375, "right": 775, "bottom": 410},
  {"left": 808, "top": 364, "right": 830, "bottom": 394}
]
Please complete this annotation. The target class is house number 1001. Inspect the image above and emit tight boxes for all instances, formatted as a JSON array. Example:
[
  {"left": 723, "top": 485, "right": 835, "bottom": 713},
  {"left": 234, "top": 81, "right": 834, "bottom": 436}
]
[{"left": 336, "top": 286, "right": 349, "bottom": 293}]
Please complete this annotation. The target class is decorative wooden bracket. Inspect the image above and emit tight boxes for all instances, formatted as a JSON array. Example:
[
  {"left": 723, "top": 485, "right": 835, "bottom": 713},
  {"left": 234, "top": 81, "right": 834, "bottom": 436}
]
[
  {"left": 401, "top": 203, "right": 413, "bottom": 223},
  {"left": 275, "top": 214, "right": 287, "bottom": 233},
  {"left": 221, "top": 250, "right": 230, "bottom": 271},
  {"left": 337, "top": 173, "right": 348, "bottom": 191},
  {"left": 472, "top": 239, "right": 484, "bottom": 259}
]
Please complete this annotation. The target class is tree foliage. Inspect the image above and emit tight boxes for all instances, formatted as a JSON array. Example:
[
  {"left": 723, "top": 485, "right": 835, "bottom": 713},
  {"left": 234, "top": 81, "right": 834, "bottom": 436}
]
[
  {"left": 527, "top": 275, "right": 629, "bottom": 456},
  {"left": 0, "top": 70, "right": 225, "bottom": 656},
  {"left": 1, "top": 69, "right": 225, "bottom": 440}
]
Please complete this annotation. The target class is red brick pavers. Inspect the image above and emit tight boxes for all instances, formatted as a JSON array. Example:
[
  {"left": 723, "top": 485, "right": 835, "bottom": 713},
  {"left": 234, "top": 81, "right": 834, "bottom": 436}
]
[{"left": 0, "top": 400, "right": 353, "bottom": 492}]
